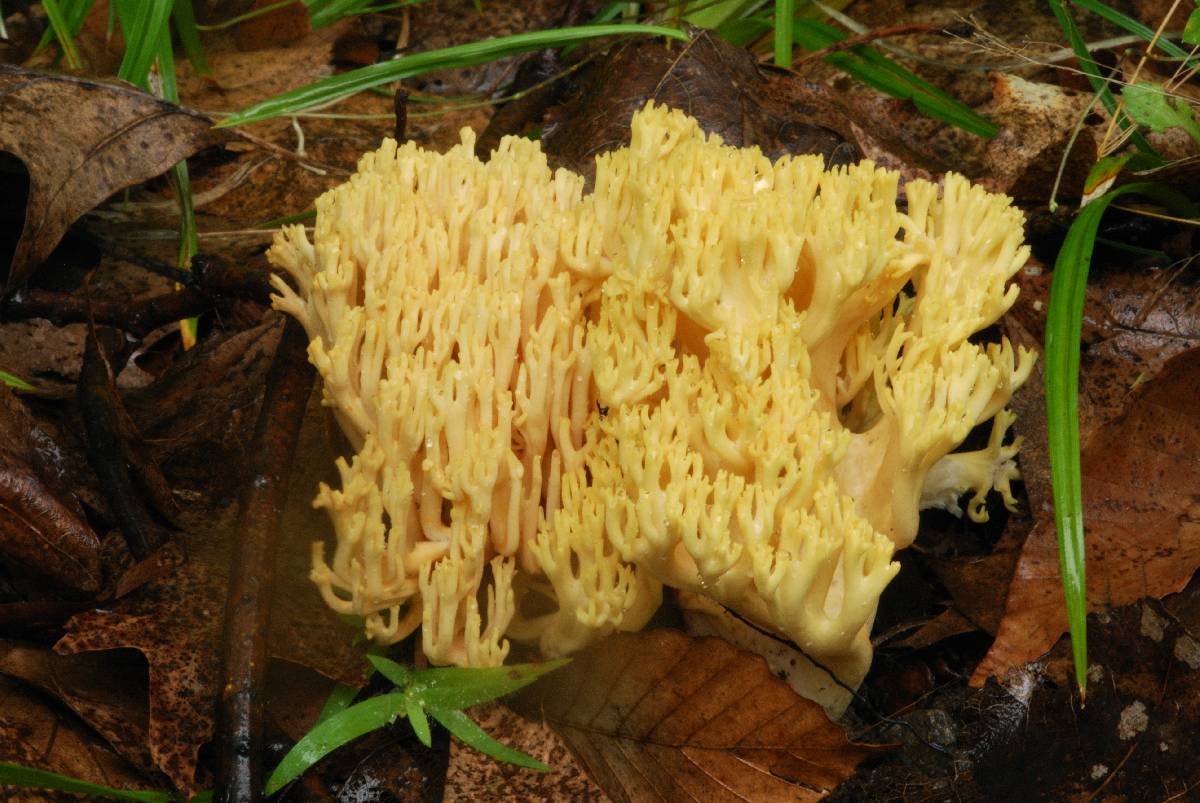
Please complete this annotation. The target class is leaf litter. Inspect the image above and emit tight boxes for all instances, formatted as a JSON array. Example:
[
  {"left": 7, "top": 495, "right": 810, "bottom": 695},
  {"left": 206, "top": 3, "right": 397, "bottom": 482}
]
[{"left": 2, "top": 0, "right": 1200, "bottom": 800}]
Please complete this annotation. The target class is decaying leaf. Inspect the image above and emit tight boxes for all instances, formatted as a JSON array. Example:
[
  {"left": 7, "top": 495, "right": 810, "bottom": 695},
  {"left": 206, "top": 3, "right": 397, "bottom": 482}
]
[
  {"left": 0, "top": 640, "right": 154, "bottom": 776},
  {"left": 540, "top": 31, "right": 855, "bottom": 181},
  {"left": 515, "top": 629, "right": 879, "bottom": 803},
  {"left": 0, "top": 384, "right": 100, "bottom": 593},
  {"left": 0, "top": 674, "right": 157, "bottom": 802},
  {"left": 0, "top": 65, "right": 224, "bottom": 290},
  {"left": 53, "top": 321, "right": 365, "bottom": 795},
  {"left": 974, "top": 347, "right": 1200, "bottom": 683}
]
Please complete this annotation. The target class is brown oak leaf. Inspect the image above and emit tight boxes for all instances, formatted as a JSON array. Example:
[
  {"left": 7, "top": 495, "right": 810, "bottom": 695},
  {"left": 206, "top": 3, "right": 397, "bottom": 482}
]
[
  {"left": 0, "top": 65, "right": 224, "bottom": 290},
  {"left": 514, "top": 629, "right": 879, "bottom": 803}
]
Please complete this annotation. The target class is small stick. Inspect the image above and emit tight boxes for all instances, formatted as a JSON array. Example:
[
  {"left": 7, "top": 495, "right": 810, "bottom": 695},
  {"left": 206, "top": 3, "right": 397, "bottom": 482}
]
[
  {"left": 6, "top": 287, "right": 214, "bottom": 338},
  {"left": 2, "top": 259, "right": 271, "bottom": 337},
  {"left": 214, "top": 317, "right": 314, "bottom": 803}
]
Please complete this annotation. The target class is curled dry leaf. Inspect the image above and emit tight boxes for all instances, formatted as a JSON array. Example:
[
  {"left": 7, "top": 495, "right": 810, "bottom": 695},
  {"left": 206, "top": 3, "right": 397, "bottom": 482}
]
[
  {"left": 514, "top": 629, "right": 879, "bottom": 803},
  {"left": 0, "top": 65, "right": 224, "bottom": 291},
  {"left": 0, "top": 384, "right": 100, "bottom": 593},
  {"left": 974, "top": 347, "right": 1200, "bottom": 683}
]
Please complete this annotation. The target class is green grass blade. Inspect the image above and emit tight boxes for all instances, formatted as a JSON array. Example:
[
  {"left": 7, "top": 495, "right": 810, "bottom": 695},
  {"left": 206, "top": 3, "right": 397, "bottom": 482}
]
[
  {"left": 773, "top": 0, "right": 794, "bottom": 67},
  {"left": 406, "top": 696, "right": 432, "bottom": 748},
  {"left": 171, "top": 0, "right": 210, "bottom": 75},
  {"left": 683, "top": 0, "right": 761, "bottom": 30},
  {"left": 263, "top": 693, "right": 408, "bottom": 796},
  {"left": 1071, "top": 0, "right": 1196, "bottom": 65},
  {"left": 316, "top": 683, "right": 361, "bottom": 725},
  {"left": 113, "top": 0, "right": 173, "bottom": 88},
  {"left": 0, "top": 763, "right": 172, "bottom": 802},
  {"left": 0, "top": 369, "right": 34, "bottom": 390},
  {"left": 365, "top": 654, "right": 412, "bottom": 687},
  {"left": 218, "top": 24, "right": 688, "bottom": 127},
  {"left": 1046, "top": 0, "right": 1156, "bottom": 156},
  {"left": 41, "top": 0, "right": 84, "bottom": 68},
  {"left": 789, "top": 18, "right": 997, "bottom": 138},
  {"left": 307, "top": 0, "right": 426, "bottom": 28},
  {"left": 428, "top": 708, "right": 548, "bottom": 771},
  {"left": 1046, "top": 181, "right": 1194, "bottom": 695},
  {"left": 409, "top": 658, "right": 569, "bottom": 711},
  {"left": 152, "top": 11, "right": 199, "bottom": 347}
]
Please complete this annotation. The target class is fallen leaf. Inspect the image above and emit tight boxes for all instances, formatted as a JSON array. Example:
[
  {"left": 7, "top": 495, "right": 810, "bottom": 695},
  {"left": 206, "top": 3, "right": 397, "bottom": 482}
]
[
  {"left": 0, "top": 674, "right": 160, "bottom": 801},
  {"left": 541, "top": 31, "right": 855, "bottom": 182},
  {"left": 0, "top": 384, "right": 100, "bottom": 593},
  {"left": 0, "top": 65, "right": 224, "bottom": 290},
  {"left": 0, "top": 640, "right": 154, "bottom": 776},
  {"left": 973, "top": 346, "right": 1200, "bottom": 683},
  {"left": 54, "top": 320, "right": 365, "bottom": 795},
  {"left": 1010, "top": 266, "right": 1200, "bottom": 439},
  {"left": 514, "top": 629, "right": 878, "bottom": 803}
]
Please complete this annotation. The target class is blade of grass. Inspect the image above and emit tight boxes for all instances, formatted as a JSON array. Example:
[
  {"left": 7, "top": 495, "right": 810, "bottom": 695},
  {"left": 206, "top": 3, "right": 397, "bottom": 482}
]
[
  {"left": 152, "top": 7, "right": 200, "bottom": 348},
  {"left": 0, "top": 763, "right": 172, "bottom": 803},
  {"left": 774, "top": 0, "right": 794, "bottom": 66},
  {"left": 1071, "top": 0, "right": 1197, "bottom": 66},
  {"left": 406, "top": 658, "right": 570, "bottom": 711},
  {"left": 1046, "top": 181, "right": 1194, "bottom": 697},
  {"left": 113, "top": 0, "right": 173, "bottom": 88},
  {"left": 263, "top": 693, "right": 408, "bottom": 796},
  {"left": 171, "top": 0, "right": 210, "bottom": 75},
  {"left": 0, "top": 369, "right": 34, "bottom": 390},
  {"left": 1047, "top": 0, "right": 1157, "bottom": 156},
  {"left": 316, "top": 683, "right": 361, "bottom": 724},
  {"left": 307, "top": 0, "right": 425, "bottom": 28},
  {"left": 40, "top": 0, "right": 84, "bottom": 68},
  {"left": 405, "top": 696, "right": 432, "bottom": 748},
  {"left": 427, "top": 707, "right": 549, "bottom": 771},
  {"left": 218, "top": 24, "right": 688, "bottom": 127},
  {"left": 787, "top": 17, "right": 998, "bottom": 137}
]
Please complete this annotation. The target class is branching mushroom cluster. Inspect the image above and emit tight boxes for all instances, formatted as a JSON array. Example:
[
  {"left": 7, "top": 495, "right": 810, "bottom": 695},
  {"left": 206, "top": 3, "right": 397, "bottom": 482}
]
[{"left": 270, "top": 102, "right": 1034, "bottom": 697}]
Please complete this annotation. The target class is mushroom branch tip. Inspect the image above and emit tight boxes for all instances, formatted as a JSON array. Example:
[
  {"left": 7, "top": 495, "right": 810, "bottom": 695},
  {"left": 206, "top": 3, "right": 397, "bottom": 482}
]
[{"left": 269, "top": 102, "right": 1035, "bottom": 705}]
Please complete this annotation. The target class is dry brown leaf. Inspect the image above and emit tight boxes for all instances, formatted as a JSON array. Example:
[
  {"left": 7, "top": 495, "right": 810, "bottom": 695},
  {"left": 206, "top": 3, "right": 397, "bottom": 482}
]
[
  {"left": 0, "top": 65, "right": 224, "bottom": 290},
  {"left": 53, "top": 321, "right": 365, "bottom": 795},
  {"left": 973, "top": 347, "right": 1200, "bottom": 683},
  {"left": 0, "top": 640, "right": 154, "bottom": 776},
  {"left": 515, "top": 629, "right": 878, "bottom": 803},
  {"left": 0, "top": 385, "right": 100, "bottom": 593},
  {"left": 0, "top": 674, "right": 160, "bottom": 802},
  {"left": 541, "top": 32, "right": 852, "bottom": 183}
]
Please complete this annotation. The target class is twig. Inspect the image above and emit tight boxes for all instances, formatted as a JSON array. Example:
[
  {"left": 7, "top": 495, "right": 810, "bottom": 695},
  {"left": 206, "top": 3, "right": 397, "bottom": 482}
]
[
  {"left": 214, "top": 316, "right": 314, "bottom": 803},
  {"left": 5, "top": 287, "right": 214, "bottom": 338}
]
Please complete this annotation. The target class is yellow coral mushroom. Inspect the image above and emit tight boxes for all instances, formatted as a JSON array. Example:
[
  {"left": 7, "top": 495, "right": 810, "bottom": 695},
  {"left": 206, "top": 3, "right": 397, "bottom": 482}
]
[{"left": 269, "top": 102, "right": 1034, "bottom": 703}]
